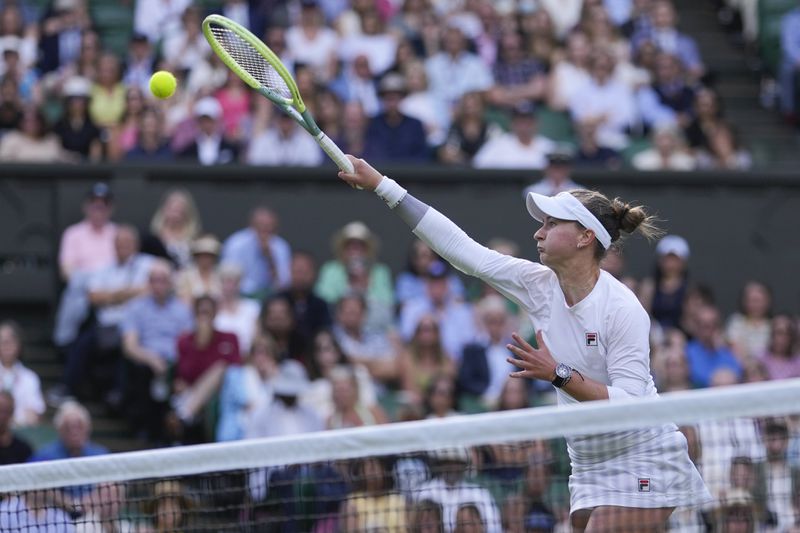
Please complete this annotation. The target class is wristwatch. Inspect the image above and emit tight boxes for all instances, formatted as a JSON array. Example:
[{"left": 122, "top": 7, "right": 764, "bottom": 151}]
[{"left": 551, "top": 362, "right": 573, "bottom": 388}]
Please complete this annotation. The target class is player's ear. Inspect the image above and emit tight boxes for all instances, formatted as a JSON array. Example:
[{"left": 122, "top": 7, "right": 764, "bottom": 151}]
[{"left": 578, "top": 228, "right": 595, "bottom": 249}]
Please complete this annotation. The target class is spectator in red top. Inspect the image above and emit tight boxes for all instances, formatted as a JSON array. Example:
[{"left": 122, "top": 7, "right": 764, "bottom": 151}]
[{"left": 172, "top": 295, "right": 240, "bottom": 439}]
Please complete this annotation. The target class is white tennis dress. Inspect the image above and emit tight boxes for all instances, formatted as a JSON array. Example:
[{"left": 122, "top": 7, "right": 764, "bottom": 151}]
[{"left": 409, "top": 206, "right": 712, "bottom": 513}]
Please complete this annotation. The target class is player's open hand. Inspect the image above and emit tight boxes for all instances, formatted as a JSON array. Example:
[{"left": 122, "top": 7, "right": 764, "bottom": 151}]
[
  {"left": 507, "top": 330, "right": 557, "bottom": 382},
  {"left": 338, "top": 155, "right": 384, "bottom": 191}
]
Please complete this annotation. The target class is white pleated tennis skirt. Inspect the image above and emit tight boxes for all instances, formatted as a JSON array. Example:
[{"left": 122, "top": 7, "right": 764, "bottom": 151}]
[{"left": 568, "top": 428, "right": 712, "bottom": 513}]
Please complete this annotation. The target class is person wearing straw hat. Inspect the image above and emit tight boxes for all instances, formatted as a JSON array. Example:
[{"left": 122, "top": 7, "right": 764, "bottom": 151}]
[
  {"left": 175, "top": 234, "right": 223, "bottom": 304},
  {"left": 315, "top": 221, "right": 394, "bottom": 331},
  {"left": 336, "top": 156, "right": 712, "bottom": 531}
]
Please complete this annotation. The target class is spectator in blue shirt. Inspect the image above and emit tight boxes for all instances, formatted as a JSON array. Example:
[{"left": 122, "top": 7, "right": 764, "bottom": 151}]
[
  {"left": 363, "top": 72, "right": 429, "bottom": 162},
  {"left": 221, "top": 206, "right": 292, "bottom": 299},
  {"left": 30, "top": 400, "right": 108, "bottom": 500},
  {"left": 779, "top": 6, "right": 800, "bottom": 122},
  {"left": 632, "top": 1, "right": 705, "bottom": 81},
  {"left": 685, "top": 306, "right": 743, "bottom": 388},
  {"left": 122, "top": 259, "right": 193, "bottom": 442}
]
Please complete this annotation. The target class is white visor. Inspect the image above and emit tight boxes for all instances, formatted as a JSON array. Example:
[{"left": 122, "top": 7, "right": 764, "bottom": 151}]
[{"left": 526, "top": 191, "right": 612, "bottom": 249}]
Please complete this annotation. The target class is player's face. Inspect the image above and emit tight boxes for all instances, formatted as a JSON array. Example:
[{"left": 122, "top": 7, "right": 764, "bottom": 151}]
[{"left": 534, "top": 216, "right": 582, "bottom": 267}]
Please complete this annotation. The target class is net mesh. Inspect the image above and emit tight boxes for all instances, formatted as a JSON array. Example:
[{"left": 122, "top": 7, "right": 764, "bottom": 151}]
[
  {"left": 208, "top": 24, "right": 292, "bottom": 99},
  {"left": 2, "top": 379, "right": 799, "bottom": 532}
]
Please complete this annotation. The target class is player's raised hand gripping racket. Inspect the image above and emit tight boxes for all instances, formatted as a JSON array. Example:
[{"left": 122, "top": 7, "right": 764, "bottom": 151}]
[{"left": 202, "top": 14, "right": 354, "bottom": 174}]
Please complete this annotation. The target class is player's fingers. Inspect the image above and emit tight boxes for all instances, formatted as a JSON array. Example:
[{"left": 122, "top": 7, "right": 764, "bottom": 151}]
[
  {"left": 511, "top": 332, "right": 535, "bottom": 352},
  {"left": 506, "top": 356, "right": 531, "bottom": 370},
  {"left": 507, "top": 342, "right": 532, "bottom": 359}
]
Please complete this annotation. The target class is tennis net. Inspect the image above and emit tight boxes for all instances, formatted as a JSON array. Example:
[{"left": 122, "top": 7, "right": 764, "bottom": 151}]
[{"left": 1, "top": 378, "right": 799, "bottom": 532}]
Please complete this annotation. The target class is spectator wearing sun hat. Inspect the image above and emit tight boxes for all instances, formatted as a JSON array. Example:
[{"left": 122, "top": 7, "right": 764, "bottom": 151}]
[
  {"left": 175, "top": 234, "right": 223, "bottom": 304},
  {"left": 315, "top": 221, "right": 394, "bottom": 332}
]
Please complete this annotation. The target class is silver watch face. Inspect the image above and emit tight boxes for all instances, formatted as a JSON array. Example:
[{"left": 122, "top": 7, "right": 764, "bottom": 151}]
[{"left": 555, "top": 363, "right": 571, "bottom": 379}]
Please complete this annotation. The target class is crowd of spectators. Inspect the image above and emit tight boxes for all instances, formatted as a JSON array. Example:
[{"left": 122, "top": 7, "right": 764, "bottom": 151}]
[
  {"left": 1, "top": 171, "right": 799, "bottom": 530},
  {"left": 0, "top": 0, "right": 760, "bottom": 169}
]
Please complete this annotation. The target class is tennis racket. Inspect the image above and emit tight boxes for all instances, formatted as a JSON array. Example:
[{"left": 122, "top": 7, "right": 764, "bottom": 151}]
[{"left": 202, "top": 14, "right": 354, "bottom": 174}]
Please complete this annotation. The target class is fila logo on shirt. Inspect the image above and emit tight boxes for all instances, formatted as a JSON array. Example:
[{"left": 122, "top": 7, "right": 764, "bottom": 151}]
[
  {"left": 585, "top": 332, "right": 598, "bottom": 346},
  {"left": 638, "top": 478, "right": 651, "bottom": 492}
]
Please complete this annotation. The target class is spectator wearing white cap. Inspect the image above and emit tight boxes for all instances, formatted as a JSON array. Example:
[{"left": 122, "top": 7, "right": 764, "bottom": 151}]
[
  {"left": 53, "top": 76, "right": 102, "bottom": 161},
  {"left": 245, "top": 359, "right": 323, "bottom": 439},
  {"left": 179, "top": 97, "right": 240, "bottom": 165},
  {"left": 637, "top": 234, "right": 691, "bottom": 332}
]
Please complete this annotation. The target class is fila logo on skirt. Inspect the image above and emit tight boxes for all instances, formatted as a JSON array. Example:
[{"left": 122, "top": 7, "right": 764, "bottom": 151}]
[
  {"left": 638, "top": 478, "right": 651, "bottom": 492},
  {"left": 585, "top": 332, "right": 598, "bottom": 346}
]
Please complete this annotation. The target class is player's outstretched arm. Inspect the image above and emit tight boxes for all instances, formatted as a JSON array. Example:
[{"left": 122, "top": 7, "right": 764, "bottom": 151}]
[{"left": 337, "top": 155, "right": 528, "bottom": 286}]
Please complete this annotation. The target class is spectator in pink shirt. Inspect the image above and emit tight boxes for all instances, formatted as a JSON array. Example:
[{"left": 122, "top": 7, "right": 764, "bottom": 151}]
[{"left": 57, "top": 182, "right": 117, "bottom": 281}]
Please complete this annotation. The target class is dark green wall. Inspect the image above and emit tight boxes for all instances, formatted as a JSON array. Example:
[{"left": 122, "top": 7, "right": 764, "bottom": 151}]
[{"left": 1, "top": 164, "right": 798, "bottom": 315}]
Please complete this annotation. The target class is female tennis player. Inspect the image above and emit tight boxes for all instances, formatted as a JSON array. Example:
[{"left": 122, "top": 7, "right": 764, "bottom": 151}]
[{"left": 337, "top": 156, "right": 711, "bottom": 532}]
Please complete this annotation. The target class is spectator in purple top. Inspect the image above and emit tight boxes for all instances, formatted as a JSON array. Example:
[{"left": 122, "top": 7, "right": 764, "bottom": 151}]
[
  {"left": 487, "top": 31, "right": 547, "bottom": 110},
  {"left": 760, "top": 315, "right": 800, "bottom": 380}
]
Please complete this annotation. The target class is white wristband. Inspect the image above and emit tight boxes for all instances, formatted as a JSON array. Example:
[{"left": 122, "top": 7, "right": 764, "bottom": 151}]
[{"left": 374, "top": 176, "right": 407, "bottom": 209}]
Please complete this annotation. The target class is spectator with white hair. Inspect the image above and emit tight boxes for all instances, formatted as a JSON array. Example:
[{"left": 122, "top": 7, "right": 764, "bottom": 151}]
[
  {"left": 30, "top": 400, "right": 109, "bottom": 500},
  {"left": 213, "top": 262, "right": 261, "bottom": 353},
  {"left": 122, "top": 259, "right": 193, "bottom": 443}
]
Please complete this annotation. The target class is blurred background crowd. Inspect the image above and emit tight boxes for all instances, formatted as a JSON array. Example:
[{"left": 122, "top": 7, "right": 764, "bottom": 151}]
[
  {"left": 1, "top": 177, "right": 799, "bottom": 530},
  {"left": 0, "top": 0, "right": 798, "bottom": 170}
]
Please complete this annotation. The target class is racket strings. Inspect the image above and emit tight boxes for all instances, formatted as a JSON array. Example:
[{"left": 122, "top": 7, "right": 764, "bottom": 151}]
[{"left": 209, "top": 25, "right": 292, "bottom": 100}]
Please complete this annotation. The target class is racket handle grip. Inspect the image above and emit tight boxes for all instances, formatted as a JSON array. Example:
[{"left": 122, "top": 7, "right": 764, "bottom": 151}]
[{"left": 316, "top": 132, "right": 354, "bottom": 174}]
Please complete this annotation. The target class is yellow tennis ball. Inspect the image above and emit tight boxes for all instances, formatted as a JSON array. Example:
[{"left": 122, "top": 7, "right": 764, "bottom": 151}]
[{"left": 149, "top": 71, "right": 177, "bottom": 99}]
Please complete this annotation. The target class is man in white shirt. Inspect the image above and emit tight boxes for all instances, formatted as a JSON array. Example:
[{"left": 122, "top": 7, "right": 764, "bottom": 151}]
[
  {"left": 414, "top": 447, "right": 502, "bottom": 533},
  {"left": 473, "top": 103, "right": 556, "bottom": 169},
  {"left": 568, "top": 50, "right": 637, "bottom": 150},
  {"left": 247, "top": 112, "right": 324, "bottom": 166},
  {"left": 425, "top": 25, "right": 493, "bottom": 115}
]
